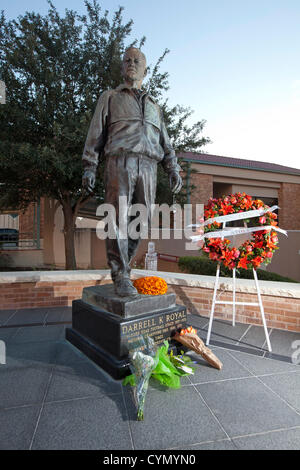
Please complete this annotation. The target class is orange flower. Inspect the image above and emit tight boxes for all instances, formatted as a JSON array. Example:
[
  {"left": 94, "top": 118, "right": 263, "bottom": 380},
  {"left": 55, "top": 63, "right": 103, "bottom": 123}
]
[
  {"left": 238, "top": 256, "right": 249, "bottom": 270},
  {"left": 133, "top": 276, "right": 168, "bottom": 295},
  {"left": 180, "top": 326, "right": 197, "bottom": 336},
  {"left": 251, "top": 256, "right": 263, "bottom": 269},
  {"left": 219, "top": 202, "right": 234, "bottom": 215}
]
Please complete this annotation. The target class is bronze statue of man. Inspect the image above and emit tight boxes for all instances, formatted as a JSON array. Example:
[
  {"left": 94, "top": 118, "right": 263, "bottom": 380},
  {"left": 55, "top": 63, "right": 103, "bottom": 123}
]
[{"left": 82, "top": 47, "right": 182, "bottom": 297}]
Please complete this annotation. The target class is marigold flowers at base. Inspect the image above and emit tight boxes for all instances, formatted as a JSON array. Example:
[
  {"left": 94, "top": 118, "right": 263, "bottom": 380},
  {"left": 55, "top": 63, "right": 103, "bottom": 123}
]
[{"left": 133, "top": 276, "right": 168, "bottom": 295}]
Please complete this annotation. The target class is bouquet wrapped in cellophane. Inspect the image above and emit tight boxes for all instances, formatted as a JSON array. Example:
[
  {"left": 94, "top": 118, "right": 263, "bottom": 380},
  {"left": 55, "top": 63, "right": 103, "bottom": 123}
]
[
  {"left": 123, "top": 336, "right": 158, "bottom": 421},
  {"left": 123, "top": 336, "right": 195, "bottom": 421}
]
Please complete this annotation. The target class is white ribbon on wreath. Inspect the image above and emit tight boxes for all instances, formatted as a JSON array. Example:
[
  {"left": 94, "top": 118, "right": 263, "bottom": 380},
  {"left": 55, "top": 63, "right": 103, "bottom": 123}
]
[{"left": 188, "top": 205, "right": 288, "bottom": 242}]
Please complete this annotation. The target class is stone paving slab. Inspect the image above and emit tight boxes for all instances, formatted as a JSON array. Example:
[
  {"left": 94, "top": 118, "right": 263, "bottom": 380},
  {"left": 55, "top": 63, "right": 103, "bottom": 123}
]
[
  {"left": 196, "top": 376, "right": 300, "bottom": 437},
  {"left": 259, "top": 371, "right": 300, "bottom": 413},
  {"left": 123, "top": 386, "right": 227, "bottom": 450},
  {"left": 45, "top": 361, "right": 122, "bottom": 403},
  {"left": 31, "top": 395, "right": 133, "bottom": 450},
  {"left": 232, "top": 426, "right": 300, "bottom": 450},
  {"left": 0, "top": 366, "right": 52, "bottom": 409},
  {"left": 0, "top": 405, "right": 41, "bottom": 450},
  {"left": 173, "top": 438, "right": 237, "bottom": 450},
  {"left": 8, "top": 325, "right": 66, "bottom": 344},
  {"left": 4, "top": 341, "right": 59, "bottom": 369},
  {"left": 0, "top": 310, "right": 16, "bottom": 326},
  {"left": 54, "top": 341, "right": 93, "bottom": 367},
  {"left": 237, "top": 325, "right": 273, "bottom": 351},
  {"left": 199, "top": 319, "right": 249, "bottom": 346},
  {"left": 187, "top": 349, "right": 252, "bottom": 385},
  {"left": 44, "top": 307, "right": 72, "bottom": 324},
  {"left": 5, "top": 308, "right": 49, "bottom": 326},
  {"left": 207, "top": 340, "right": 265, "bottom": 357},
  {"left": 59, "top": 309, "right": 72, "bottom": 323},
  {"left": 265, "top": 329, "right": 300, "bottom": 357},
  {"left": 184, "top": 313, "right": 209, "bottom": 330},
  {"left": 0, "top": 326, "right": 19, "bottom": 343},
  {"left": 227, "top": 350, "right": 300, "bottom": 376}
]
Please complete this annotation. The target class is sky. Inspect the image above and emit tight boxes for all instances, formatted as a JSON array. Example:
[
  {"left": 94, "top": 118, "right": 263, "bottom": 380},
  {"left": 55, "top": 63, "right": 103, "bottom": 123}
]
[{"left": 3, "top": 0, "right": 300, "bottom": 169}]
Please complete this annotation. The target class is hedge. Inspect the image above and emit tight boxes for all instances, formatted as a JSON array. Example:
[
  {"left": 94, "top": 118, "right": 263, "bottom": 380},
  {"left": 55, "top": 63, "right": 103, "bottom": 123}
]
[{"left": 178, "top": 256, "right": 299, "bottom": 283}]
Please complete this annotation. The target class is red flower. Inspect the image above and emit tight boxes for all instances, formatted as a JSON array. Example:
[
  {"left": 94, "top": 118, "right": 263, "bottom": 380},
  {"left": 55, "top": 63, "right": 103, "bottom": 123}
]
[
  {"left": 238, "top": 257, "right": 249, "bottom": 270},
  {"left": 251, "top": 256, "right": 263, "bottom": 269},
  {"left": 209, "top": 251, "right": 220, "bottom": 261},
  {"left": 208, "top": 238, "right": 223, "bottom": 248},
  {"left": 219, "top": 203, "right": 234, "bottom": 215},
  {"left": 205, "top": 209, "right": 217, "bottom": 219},
  {"left": 254, "top": 241, "right": 264, "bottom": 249},
  {"left": 222, "top": 250, "right": 234, "bottom": 265}
]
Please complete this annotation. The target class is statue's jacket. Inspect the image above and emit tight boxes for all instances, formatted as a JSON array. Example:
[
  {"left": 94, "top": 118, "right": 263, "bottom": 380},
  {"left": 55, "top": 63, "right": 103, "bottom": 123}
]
[{"left": 82, "top": 84, "right": 181, "bottom": 175}]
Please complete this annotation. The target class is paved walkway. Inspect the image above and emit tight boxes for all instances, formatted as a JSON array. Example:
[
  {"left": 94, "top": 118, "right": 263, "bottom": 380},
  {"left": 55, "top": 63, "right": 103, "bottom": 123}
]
[{"left": 0, "top": 307, "right": 300, "bottom": 450}]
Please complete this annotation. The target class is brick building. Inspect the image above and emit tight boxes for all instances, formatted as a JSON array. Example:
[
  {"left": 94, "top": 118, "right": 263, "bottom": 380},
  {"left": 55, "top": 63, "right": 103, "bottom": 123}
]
[
  {"left": 179, "top": 152, "right": 300, "bottom": 230},
  {"left": 1, "top": 152, "right": 300, "bottom": 276}
]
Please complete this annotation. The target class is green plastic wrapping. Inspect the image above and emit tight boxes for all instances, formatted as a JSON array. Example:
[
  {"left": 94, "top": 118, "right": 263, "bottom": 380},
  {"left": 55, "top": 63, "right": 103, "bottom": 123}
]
[
  {"left": 151, "top": 341, "right": 195, "bottom": 389},
  {"left": 123, "top": 339, "right": 196, "bottom": 418},
  {"left": 151, "top": 342, "right": 181, "bottom": 389}
]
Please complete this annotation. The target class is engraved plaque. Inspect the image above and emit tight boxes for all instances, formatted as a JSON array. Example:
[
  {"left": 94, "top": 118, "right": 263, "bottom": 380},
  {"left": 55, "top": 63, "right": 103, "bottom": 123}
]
[{"left": 121, "top": 307, "right": 187, "bottom": 350}]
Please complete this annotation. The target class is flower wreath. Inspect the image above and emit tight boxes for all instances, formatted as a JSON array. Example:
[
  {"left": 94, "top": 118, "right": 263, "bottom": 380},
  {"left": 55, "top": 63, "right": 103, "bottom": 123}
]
[{"left": 201, "top": 193, "right": 279, "bottom": 270}]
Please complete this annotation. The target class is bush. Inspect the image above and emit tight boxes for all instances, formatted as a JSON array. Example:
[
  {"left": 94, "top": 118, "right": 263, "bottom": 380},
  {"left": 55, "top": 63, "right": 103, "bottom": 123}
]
[{"left": 178, "top": 256, "right": 299, "bottom": 283}]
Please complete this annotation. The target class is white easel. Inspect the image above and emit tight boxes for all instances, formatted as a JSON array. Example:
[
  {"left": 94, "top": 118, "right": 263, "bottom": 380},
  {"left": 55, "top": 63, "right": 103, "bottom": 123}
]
[{"left": 205, "top": 221, "right": 272, "bottom": 352}]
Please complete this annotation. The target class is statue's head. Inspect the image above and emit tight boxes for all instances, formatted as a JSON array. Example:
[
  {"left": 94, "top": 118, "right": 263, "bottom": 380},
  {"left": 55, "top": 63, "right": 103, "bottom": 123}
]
[{"left": 122, "top": 47, "right": 147, "bottom": 87}]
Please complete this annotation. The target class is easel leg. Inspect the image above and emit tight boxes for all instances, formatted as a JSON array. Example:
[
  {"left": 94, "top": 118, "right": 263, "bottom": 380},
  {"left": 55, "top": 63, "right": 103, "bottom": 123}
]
[
  {"left": 253, "top": 268, "right": 272, "bottom": 352},
  {"left": 206, "top": 264, "right": 220, "bottom": 346},
  {"left": 232, "top": 267, "right": 236, "bottom": 327}
]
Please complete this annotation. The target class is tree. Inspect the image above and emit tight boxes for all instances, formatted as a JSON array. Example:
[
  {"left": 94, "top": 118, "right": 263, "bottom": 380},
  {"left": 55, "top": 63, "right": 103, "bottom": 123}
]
[
  {"left": 0, "top": 0, "right": 210, "bottom": 269},
  {"left": 143, "top": 48, "right": 210, "bottom": 206}
]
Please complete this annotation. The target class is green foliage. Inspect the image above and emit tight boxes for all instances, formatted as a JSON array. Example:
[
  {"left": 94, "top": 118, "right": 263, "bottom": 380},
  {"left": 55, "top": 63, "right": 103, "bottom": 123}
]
[
  {"left": 147, "top": 49, "right": 210, "bottom": 206},
  {"left": 178, "top": 256, "right": 299, "bottom": 283},
  {"left": 0, "top": 1, "right": 133, "bottom": 210},
  {"left": 0, "top": 1, "right": 210, "bottom": 266}
]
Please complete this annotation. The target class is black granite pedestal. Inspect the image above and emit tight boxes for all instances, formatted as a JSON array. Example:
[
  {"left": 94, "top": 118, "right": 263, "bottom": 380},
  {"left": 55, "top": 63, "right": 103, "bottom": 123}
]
[{"left": 66, "top": 284, "right": 187, "bottom": 380}]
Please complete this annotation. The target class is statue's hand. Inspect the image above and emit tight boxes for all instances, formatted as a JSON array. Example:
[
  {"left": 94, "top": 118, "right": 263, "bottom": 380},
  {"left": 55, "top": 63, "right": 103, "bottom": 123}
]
[
  {"left": 82, "top": 170, "right": 96, "bottom": 193},
  {"left": 169, "top": 171, "right": 182, "bottom": 194}
]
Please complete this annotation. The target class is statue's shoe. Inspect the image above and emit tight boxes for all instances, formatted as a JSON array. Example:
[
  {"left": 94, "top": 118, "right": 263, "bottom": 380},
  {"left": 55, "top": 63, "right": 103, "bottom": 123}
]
[{"left": 114, "top": 277, "right": 139, "bottom": 297}]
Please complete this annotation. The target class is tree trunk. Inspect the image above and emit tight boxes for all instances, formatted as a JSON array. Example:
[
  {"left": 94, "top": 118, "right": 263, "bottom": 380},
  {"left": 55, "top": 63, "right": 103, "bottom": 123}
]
[
  {"left": 43, "top": 198, "right": 60, "bottom": 266},
  {"left": 62, "top": 201, "right": 77, "bottom": 270}
]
